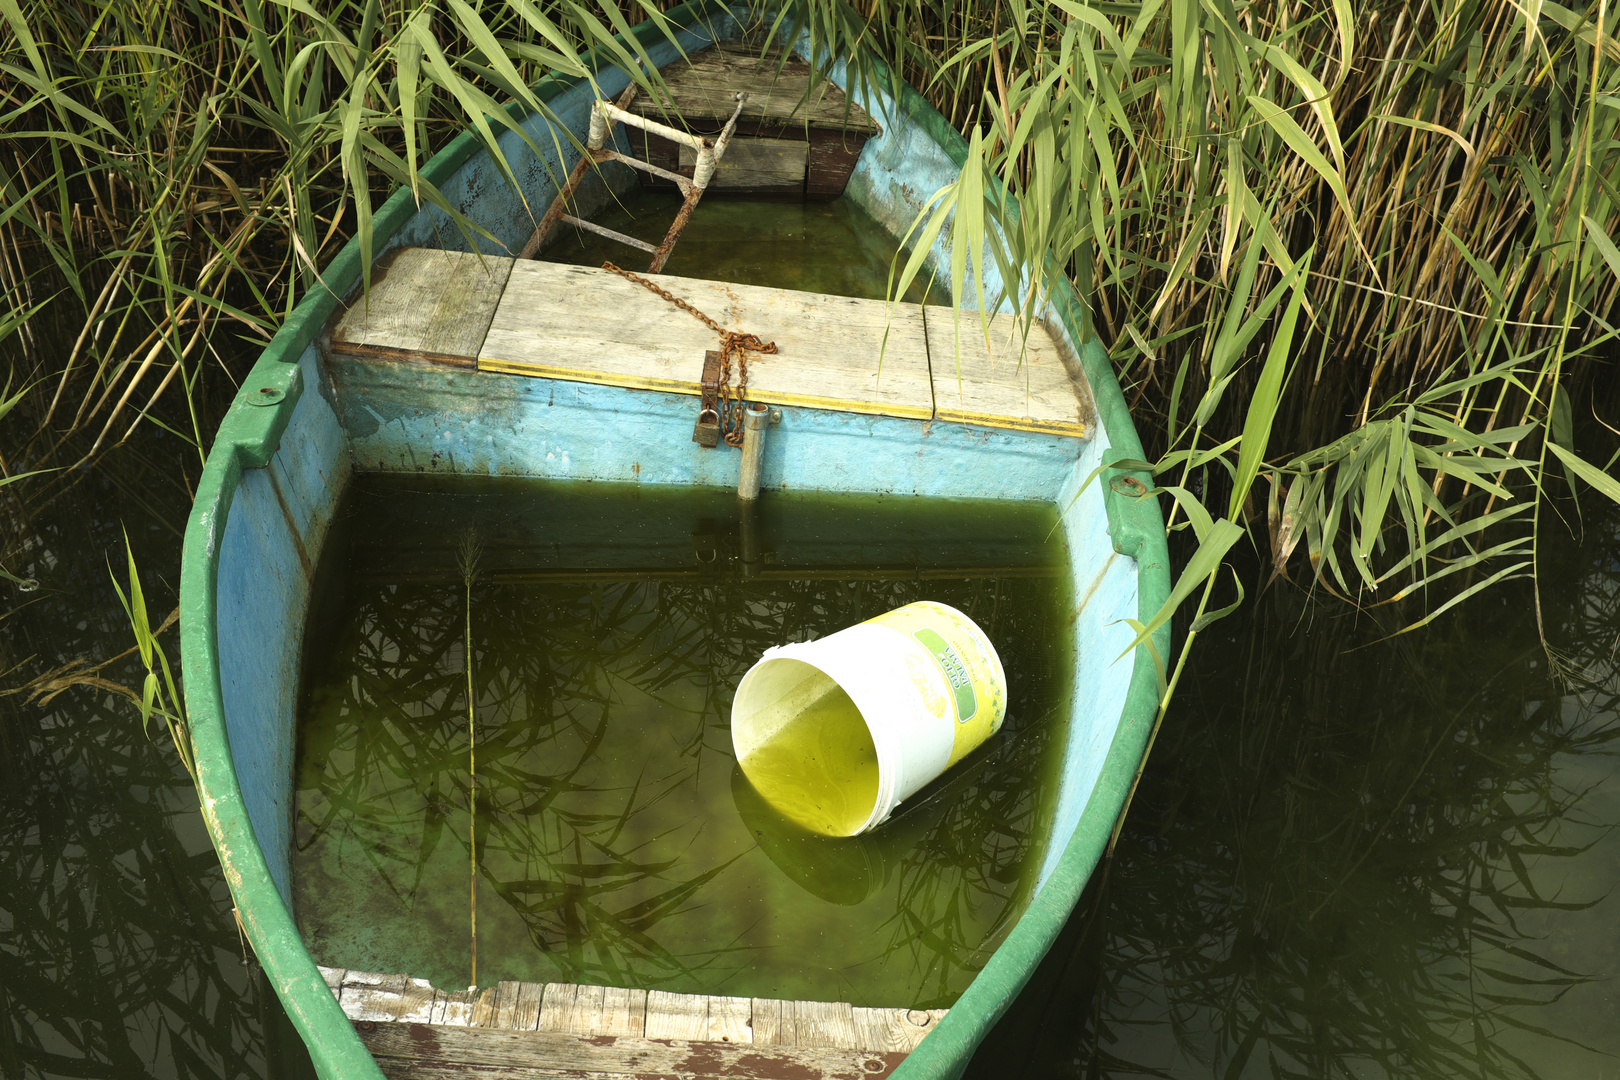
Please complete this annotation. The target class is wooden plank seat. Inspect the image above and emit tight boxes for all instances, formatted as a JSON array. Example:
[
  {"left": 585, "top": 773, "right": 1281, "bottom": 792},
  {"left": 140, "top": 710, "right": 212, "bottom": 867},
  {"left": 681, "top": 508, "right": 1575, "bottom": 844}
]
[
  {"left": 327, "top": 247, "right": 1092, "bottom": 438},
  {"left": 327, "top": 248, "right": 514, "bottom": 368},
  {"left": 322, "top": 967, "right": 947, "bottom": 1079},
  {"left": 627, "top": 43, "right": 881, "bottom": 197}
]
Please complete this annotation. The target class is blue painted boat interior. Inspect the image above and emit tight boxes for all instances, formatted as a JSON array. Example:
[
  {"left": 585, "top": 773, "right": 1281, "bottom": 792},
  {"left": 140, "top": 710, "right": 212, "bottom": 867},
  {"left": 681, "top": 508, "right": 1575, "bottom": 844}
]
[{"left": 214, "top": 4, "right": 1138, "bottom": 942}]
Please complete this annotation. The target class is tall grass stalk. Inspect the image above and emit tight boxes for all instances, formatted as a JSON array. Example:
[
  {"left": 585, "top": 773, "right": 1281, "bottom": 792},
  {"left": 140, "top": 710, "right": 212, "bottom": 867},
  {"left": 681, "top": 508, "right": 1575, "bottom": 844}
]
[{"left": 457, "top": 527, "right": 482, "bottom": 988}]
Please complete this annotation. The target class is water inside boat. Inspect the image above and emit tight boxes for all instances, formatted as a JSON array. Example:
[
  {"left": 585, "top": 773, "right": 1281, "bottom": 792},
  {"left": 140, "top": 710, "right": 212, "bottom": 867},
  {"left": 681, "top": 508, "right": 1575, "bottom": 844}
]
[
  {"left": 292, "top": 478, "right": 1074, "bottom": 1008},
  {"left": 542, "top": 190, "right": 944, "bottom": 303},
  {"left": 735, "top": 673, "right": 878, "bottom": 837}
]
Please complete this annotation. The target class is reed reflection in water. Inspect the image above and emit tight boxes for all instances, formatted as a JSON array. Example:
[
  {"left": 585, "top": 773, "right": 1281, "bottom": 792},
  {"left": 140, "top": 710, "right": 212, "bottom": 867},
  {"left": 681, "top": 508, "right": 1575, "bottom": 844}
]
[
  {"left": 974, "top": 502, "right": 1620, "bottom": 1079},
  {"left": 292, "top": 478, "right": 1073, "bottom": 1008}
]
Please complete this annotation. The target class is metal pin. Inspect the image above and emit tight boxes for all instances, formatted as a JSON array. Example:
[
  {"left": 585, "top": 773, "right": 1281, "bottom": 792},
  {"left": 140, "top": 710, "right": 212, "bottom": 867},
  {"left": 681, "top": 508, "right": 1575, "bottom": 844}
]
[{"left": 737, "top": 402, "right": 770, "bottom": 500}]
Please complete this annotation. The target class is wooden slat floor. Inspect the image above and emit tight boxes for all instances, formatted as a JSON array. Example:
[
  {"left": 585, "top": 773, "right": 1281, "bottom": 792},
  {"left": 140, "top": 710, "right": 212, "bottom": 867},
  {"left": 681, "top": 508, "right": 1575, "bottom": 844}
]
[
  {"left": 321, "top": 967, "right": 946, "bottom": 1079},
  {"left": 328, "top": 247, "right": 1093, "bottom": 438}
]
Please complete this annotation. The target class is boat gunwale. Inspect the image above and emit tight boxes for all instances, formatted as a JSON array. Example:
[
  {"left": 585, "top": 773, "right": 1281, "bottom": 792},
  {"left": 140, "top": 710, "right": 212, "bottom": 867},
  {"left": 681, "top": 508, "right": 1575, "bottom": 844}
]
[{"left": 177, "top": 5, "right": 1172, "bottom": 1079}]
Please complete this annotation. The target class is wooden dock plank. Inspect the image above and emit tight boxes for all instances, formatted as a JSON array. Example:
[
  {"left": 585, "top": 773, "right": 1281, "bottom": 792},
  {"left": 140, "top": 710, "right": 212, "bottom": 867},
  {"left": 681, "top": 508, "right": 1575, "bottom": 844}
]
[
  {"left": 330, "top": 248, "right": 514, "bottom": 367},
  {"left": 358, "top": 1023, "right": 906, "bottom": 1080},
  {"left": 598, "top": 986, "right": 647, "bottom": 1037},
  {"left": 536, "top": 983, "right": 584, "bottom": 1034},
  {"left": 475, "top": 983, "right": 531, "bottom": 1028},
  {"left": 924, "top": 308, "right": 1092, "bottom": 438},
  {"left": 851, "top": 1007, "right": 947, "bottom": 1053},
  {"left": 643, "top": 988, "right": 708, "bottom": 1040},
  {"left": 706, "top": 994, "right": 753, "bottom": 1044},
  {"left": 321, "top": 966, "right": 946, "bottom": 1058},
  {"left": 434, "top": 989, "right": 479, "bottom": 1027},
  {"left": 511, "top": 982, "right": 544, "bottom": 1031},
  {"left": 481, "top": 260, "right": 935, "bottom": 421},
  {"left": 789, "top": 1000, "right": 861, "bottom": 1050}
]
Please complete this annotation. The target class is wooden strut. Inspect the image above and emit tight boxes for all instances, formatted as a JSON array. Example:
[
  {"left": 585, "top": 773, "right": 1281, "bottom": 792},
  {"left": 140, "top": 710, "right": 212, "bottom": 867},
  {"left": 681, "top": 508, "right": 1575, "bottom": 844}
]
[{"left": 520, "top": 84, "right": 748, "bottom": 271}]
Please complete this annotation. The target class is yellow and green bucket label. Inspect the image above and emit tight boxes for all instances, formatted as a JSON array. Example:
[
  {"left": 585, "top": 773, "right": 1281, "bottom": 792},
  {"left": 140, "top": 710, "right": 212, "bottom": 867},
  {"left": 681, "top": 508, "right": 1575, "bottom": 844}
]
[{"left": 872, "top": 600, "right": 1006, "bottom": 766}]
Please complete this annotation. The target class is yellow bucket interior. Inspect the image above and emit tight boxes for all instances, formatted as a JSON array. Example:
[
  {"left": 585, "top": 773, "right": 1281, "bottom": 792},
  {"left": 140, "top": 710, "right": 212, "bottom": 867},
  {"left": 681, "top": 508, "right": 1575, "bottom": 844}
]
[{"left": 734, "top": 659, "right": 880, "bottom": 837}]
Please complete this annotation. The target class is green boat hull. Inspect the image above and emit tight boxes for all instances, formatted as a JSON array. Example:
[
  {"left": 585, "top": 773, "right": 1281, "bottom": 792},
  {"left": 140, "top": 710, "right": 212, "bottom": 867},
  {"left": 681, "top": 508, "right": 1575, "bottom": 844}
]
[{"left": 178, "top": 5, "right": 1172, "bottom": 1077}]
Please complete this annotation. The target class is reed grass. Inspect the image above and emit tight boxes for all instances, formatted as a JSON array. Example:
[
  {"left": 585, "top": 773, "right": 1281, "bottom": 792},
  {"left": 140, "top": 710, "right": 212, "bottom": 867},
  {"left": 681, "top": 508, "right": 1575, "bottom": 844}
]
[
  {"left": 0, "top": 0, "right": 686, "bottom": 470},
  {"left": 815, "top": 0, "right": 1620, "bottom": 650},
  {"left": 3, "top": 0, "right": 1617, "bottom": 701}
]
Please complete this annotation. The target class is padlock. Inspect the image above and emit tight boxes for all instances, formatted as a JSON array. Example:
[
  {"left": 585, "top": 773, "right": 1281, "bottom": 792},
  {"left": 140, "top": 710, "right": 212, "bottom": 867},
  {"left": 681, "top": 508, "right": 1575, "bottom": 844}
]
[
  {"left": 692, "top": 349, "right": 723, "bottom": 448},
  {"left": 692, "top": 407, "right": 721, "bottom": 448}
]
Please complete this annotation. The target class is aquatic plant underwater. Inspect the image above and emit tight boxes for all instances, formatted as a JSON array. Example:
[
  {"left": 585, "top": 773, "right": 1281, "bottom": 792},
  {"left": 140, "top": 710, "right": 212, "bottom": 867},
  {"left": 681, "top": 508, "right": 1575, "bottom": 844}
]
[
  {"left": 290, "top": 481, "right": 1070, "bottom": 1008},
  {"left": 2, "top": 0, "right": 1620, "bottom": 1076}
]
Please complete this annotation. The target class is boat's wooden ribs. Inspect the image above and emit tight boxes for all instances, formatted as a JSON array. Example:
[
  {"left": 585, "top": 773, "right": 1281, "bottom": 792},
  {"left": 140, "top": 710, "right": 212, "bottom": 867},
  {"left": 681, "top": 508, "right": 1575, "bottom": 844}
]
[
  {"left": 321, "top": 966, "right": 946, "bottom": 1077},
  {"left": 326, "top": 248, "right": 1092, "bottom": 438}
]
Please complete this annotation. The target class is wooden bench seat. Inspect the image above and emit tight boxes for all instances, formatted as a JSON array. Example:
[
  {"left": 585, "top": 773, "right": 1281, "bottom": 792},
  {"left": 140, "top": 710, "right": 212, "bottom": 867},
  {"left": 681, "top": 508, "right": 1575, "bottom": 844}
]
[
  {"left": 328, "top": 247, "right": 1092, "bottom": 438},
  {"left": 323, "top": 967, "right": 946, "bottom": 1079}
]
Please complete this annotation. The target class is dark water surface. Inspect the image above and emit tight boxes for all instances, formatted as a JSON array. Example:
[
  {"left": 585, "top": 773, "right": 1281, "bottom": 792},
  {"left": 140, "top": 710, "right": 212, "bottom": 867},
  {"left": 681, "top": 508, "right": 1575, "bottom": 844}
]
[
  {"left": 542, "top": 189, "right": 943, "bottom": 303},
  {"left": 292, "top": 477, "right": 1072, "bottom": 1008},
  {"left": 971, "top": 510, "right": 1620, "bottom": 1079},
  {"left": 3, "top": 186, "right": 1619, "bottom": 1078}
]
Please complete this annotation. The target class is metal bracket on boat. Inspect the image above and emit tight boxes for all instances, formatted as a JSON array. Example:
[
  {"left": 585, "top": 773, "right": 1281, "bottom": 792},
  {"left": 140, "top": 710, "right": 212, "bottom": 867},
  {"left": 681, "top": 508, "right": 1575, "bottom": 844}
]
[
  {"left": 218, "top": 359, "right": 304, "bottom": 469},
  {"left": 692, "top": 350, "right": 723, "bottom": 448},
  {"left": 1100, "top": 448, "right": 1158, "bottom": 560}
]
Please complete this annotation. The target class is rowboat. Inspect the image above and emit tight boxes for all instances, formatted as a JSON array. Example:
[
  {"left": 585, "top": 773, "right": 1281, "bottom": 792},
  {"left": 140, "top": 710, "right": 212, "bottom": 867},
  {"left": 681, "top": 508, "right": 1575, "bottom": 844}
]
[{"left": 178, "top": 4, "right": 1171, "bottom": 1078}]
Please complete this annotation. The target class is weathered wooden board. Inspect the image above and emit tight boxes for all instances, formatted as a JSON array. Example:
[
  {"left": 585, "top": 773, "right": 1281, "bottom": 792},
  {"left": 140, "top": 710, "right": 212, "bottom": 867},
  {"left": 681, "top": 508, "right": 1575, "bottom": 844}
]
[
  {"left": 852, "top": 1008, "right": 948, "bottom": 1053},
  {"left": 631, "top": 43, "right": 878, "bottom": 136},
  {"left": 924, "top": 308, "right": 1092, "bottom": 438},
  {"left": 330, "top": 248, "right": 514, "bottom": 367},
  {"left": 322, "top": 968, "right": 943, "bottom": 1055},
  {"left": 706, "top": 995, "right": 754, "bottom": 1044},
  {"left": 359, "top": 1023, "right": 907, "bottom": 1080},
  {"left": 679, "top": 136, "right": 808, "bottom": 192},
  {"left": 599, "top": 986, "right": 649, "bottom": 1038},
  {"left": 480, "top": 261, "right": 936, "bottom": 421},
  {"left": 322, "top": 248, "right": 1095, "bottom": 438},
  {"left": 806, "top": 128, "right": 867, "bottom": 198},
  {"left": 786, "top": 999, "right": 861, "bottom": 1050},
  {"left": 643, "top": 988, "right": 710, "bottom": 1041}
]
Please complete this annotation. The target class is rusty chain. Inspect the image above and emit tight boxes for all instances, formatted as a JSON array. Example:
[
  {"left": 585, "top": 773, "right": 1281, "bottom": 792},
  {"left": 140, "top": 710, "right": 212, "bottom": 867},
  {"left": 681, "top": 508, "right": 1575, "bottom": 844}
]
[{"left": 602, "top": 261, "right": 777, "bottom": 446}]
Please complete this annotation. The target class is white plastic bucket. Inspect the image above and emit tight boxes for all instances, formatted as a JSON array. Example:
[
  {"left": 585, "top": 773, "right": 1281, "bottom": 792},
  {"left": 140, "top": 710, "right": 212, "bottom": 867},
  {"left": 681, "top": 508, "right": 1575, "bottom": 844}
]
[{"left": 730, "top": 600, "right": 1007, "bottom": 836}]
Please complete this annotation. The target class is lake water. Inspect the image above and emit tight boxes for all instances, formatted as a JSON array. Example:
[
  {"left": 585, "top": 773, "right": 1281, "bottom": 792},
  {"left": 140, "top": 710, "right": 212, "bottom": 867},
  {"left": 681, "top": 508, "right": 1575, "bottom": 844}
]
[
  {"left": 291, "top": 477, "right": 1073, "bottom": 1008},
  {"left": 971, "top": 507, "right": 1620, "bottom": 1079},
  {"left": 542, "top": 189, "right": 942, "bottom": 303}
]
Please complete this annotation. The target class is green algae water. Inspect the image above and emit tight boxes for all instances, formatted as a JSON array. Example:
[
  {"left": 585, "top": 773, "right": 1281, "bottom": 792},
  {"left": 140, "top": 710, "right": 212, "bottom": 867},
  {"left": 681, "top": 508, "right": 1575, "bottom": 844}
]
[
  {"left": 737, "top": 676, "right": 879, "bottom": 837},
  {"left": 291, "top": 477, "right": 1072, "bottom": 1008},
  {"left": 544, "top": 190, "right": 943, "bottom": 303}
]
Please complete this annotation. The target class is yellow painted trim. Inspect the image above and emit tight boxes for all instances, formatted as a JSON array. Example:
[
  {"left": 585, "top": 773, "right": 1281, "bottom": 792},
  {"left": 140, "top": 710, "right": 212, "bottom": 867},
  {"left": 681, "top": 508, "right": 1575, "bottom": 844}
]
[
  {"left": 747, "top": 387, "right": 934, "bottom": 422},
  {"left": 478, "top": 358, "right": 936, "bottom": 422},
  {"left": 935, "top": 408, "right": 1089, "bottom": 439},
  {"left": 477, "top": 358, "right": 701, "bottom": 397}
]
